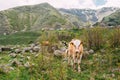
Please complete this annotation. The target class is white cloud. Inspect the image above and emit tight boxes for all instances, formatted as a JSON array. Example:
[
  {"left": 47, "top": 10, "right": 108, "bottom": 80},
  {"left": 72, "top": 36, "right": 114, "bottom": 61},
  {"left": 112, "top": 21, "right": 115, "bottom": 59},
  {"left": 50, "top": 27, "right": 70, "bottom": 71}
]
[{"left": 0, "top": 0, "right": 120, "bottom": 11}]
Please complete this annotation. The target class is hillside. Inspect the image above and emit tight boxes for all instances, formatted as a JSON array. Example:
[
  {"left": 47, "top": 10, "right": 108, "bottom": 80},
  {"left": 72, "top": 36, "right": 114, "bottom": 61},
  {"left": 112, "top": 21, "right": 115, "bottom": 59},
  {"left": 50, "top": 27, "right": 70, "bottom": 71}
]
[
  {"left": 59, "top": 7, "right": 118, "bottom": 25},
  {"left": 100, "top": 10, "right": 120, "bottom": 27},
  {"left": 0, "top": 3, "right": 119, "bottom": 34},
  {"left": 0, "top": 3, "right": 72, "bottom": 34}
]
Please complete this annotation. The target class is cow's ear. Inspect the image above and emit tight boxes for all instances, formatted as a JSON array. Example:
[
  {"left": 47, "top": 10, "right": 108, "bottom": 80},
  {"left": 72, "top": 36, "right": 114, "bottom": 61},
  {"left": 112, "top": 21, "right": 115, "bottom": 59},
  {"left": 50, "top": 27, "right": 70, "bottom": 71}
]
[
  {"left": 70, "top": 42, "right": 74, "bottom": 45},
  {"left": 81, "top": 42, "right": 83, "bottom": 45}
]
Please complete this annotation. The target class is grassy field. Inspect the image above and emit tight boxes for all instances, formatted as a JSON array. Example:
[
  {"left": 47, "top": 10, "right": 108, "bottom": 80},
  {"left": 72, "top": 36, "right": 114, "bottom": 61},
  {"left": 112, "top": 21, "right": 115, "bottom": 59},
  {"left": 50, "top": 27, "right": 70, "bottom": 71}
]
[
  {"left": 0, "top": 28, "right": 120, "bottom": 80},
  {"left": 0, "top": 31, "right": 40, "bottom": 45}
]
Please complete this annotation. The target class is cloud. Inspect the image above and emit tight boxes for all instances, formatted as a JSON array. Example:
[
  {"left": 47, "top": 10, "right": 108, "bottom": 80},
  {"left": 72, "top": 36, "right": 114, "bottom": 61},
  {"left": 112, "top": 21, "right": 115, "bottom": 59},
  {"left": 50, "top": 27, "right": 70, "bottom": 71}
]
[{"left": 0, "top": 0, "right": 120, "bottom": 11}]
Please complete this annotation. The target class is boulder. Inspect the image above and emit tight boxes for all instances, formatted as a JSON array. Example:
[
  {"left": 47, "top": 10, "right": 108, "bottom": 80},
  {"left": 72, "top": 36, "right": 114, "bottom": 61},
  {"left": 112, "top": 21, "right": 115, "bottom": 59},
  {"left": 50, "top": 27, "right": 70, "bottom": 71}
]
[
  {"left": 47, "top": 45, "right": 58, "bottom": 53},
  {"left": 11, "top": 59, "right": 22, "bottom": 67},
  {"left": 60, "top": 47, "right": 66, "bottom": 52},
  {"left": 1, "top": 47, "right": 11, "bottom": 51},
  {"left": 100, "top": 49, "right": 106, "bottom": 53},
  {"left": 0, "top": 64, "right": 14, "bottom": 73},
  {"left": 22, "top": 47, "right": 32, "bottom": 53},
  {"left": 15, "top": 49, "right": 21, "bottom": 53},
  {"left": 24, "top": 62, "right": 30, "bottom": 68},
  {"left": 54, "top": 50, "right": 64, "bottom": 57},
  {"left": 88, "top": 49, "right": 94, "bottom": 54},
  {"left": 24, "top": 62, "right": 34, "bottom": 68},
  {"left": 9, "top": 53, "right": 17, "bottom": 58},
  {"left": 32, "top": 46, "right": 40, "bottom": 52},
  {"left": 30, "top": 43, "right": 36, "bottom": 48}
]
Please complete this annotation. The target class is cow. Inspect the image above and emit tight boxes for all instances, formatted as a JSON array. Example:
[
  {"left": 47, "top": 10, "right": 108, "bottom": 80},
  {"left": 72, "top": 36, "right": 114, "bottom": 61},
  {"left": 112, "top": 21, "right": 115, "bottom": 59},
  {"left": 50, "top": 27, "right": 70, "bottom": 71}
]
[{"left": 66, "top": 39, "right": 83, "bottom": 72}]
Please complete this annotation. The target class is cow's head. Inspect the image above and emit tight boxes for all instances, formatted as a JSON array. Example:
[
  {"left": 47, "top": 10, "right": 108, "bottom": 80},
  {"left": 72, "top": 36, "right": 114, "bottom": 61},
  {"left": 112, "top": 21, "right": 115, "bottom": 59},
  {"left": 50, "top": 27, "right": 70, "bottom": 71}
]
[{"left": 69, "top": 39, "right": 83, "bottom": 54}]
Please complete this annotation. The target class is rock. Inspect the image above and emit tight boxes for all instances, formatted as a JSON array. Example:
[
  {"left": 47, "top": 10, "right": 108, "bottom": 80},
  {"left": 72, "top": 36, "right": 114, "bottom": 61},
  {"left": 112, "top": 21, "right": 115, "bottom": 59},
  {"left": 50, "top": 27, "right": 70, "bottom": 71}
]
[
  {"left": 32, "top": 46, "right": 40, "bottom": 52},
  {"left": 83, "top": 51, "right": 89, "bottom": 59},
  {"left": 22, "top": 47, "right": 32, "bottom": 53},
  {"left": 1, "top": 47, "right": 11, "bottom": 51},
  {"left": 30, "top": 43, "right": 36, "bottom": 48},
  {"left": 15, "top": 49, "right": 21, "bottom": 53},
  {"left": 0, "top": 64, "right": 14, "bottom": 73},
  {"left": 19, "top": 55, "right": 24, "bottom": 58},
  {"left": 24, "top": 62, "right": 30, "bottom": 68},
  {"left": 100, "top": 49, "right": 106, "bottom": 53},
  {"left": 60, "top": 47, "right": 67, "bottom": 52},
  {"left": 35, "top": 53, "right": 40, "bottom": 58},
  {"left": 111, "top": 73, "right": 115, "bottom": 77},
  {"left": 19, "top": 59, "right": 24, "bottom": 62},
  {"left": 47, "top": 45, "right": 58, "bottom": 53},
  {"left": 54, "top": 50, "right": 64, "bottom": 57},
  {"left": 11, "top": 59, "right": 22, "bottom": 67},
  {"left": 9, "top": 53, "right": 17, "bottom": 58},
  {"left": 24, "top": 62, "right": 34, "bottom": 68},
  {"left": 88, "top": 49, "right": 94, "bottom": 54},
  {"left": 84, "top": 51, "right": 89, "bottom": 55}
]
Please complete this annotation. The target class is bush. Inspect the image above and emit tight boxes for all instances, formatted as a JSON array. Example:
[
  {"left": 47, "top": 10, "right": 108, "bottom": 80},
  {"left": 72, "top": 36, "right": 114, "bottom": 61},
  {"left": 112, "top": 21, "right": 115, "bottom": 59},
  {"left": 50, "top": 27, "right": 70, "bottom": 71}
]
[
  {"left": 85, "top": 27, "right": 104, "bottom": 50},
  {"left": 110, "top": 28, "right": 120, "bottom": 48}
]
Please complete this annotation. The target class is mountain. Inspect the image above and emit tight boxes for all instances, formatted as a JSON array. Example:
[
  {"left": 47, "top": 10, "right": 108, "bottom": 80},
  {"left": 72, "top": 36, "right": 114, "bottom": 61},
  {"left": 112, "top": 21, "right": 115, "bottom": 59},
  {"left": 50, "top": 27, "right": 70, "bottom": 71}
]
[
  {"left": 59, "top": 7, "right": 119, "bottom": 25},
  {"left": 95, "top": 10, "right": 120, "bottom": 27},
  {"left": 0, "top": 3, "right": 119, "bottom": 34},
  {"left": 0, "top": 3, "right": 73, "bottom": 34}
]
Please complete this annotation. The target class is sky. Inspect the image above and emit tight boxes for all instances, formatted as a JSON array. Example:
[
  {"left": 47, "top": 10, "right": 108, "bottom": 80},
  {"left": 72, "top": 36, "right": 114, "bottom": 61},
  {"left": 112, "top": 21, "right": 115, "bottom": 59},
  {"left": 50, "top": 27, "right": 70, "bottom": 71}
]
[{"left": 0, "top": 0, "right": 120, "bottom": 11}]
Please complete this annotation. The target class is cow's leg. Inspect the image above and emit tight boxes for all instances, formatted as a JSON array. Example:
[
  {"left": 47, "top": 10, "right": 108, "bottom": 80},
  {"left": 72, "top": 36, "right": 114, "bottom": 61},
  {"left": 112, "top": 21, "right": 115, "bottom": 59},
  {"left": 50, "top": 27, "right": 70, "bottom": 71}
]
[
  {"left": 78, "top": 54, "right": 82, "bottom": 72},
  {"left": 68, "top": 53, "right": 71, "bottom": 66},
  {"left": 73, "top": 54, "right": 77, "bottom": 70}
]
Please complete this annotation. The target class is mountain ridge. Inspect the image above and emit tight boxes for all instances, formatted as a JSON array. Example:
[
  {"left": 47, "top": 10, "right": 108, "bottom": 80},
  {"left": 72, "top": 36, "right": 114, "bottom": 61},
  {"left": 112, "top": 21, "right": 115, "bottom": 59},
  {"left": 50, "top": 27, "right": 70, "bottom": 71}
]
[{"left": 0, "top": 3, "right": 119, "bottom": 34}]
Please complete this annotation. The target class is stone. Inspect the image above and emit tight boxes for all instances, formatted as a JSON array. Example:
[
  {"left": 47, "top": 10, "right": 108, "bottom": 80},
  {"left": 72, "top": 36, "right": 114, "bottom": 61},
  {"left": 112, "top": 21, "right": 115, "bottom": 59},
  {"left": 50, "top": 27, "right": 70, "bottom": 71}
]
[
  {"left": 100, "top": 49, "right": 106, "bottom": 53},
  {"left": 23, "top": 47, "right": 32, "bottom": 53},
  {"left": 24, "top": 62, "right": 30, "bottom": 68},
  {"left": 54, "top": 50, "right": 64, "bottom": 57},
  {"left": 9, "top": 53, "right": 17, "bottom": 58},
  {"left": 32, "top": 46, "right": 40, "bottom": 52},
  {"left": 15, "top": 49, "right": 21, "bottom": 53},
  {"left": 60, "top": 47, "right": 67, "bottom": 52},
  {"left": 11, "top": 59, "right": 22, "bottom": 67},
  {"left": 0, "top": 64, "right": 14, "bottom": 73},
  {"left": 1, "top": 47, "right": 11, "bottom": 51},
  {"left": 88, "top": 49, "right": 94, "bottom": 54}
]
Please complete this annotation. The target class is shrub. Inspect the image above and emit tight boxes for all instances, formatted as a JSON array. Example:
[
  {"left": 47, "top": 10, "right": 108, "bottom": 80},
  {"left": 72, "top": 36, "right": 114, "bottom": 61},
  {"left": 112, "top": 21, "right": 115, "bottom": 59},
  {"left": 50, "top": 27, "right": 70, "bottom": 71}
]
[
  {"left": 85, "top": 27, "right": 104, "bottom": 50},
  {"left": 110, "top": 28, "right": 120, "bottom": 48}
]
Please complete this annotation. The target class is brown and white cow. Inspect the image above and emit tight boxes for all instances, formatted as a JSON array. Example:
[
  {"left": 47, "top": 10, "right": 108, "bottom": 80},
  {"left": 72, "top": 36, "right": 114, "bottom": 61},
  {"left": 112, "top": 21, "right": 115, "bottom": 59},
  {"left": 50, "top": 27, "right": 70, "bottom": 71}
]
[{"left": 67, "top": 39, "right": 83, "bottom": 72}]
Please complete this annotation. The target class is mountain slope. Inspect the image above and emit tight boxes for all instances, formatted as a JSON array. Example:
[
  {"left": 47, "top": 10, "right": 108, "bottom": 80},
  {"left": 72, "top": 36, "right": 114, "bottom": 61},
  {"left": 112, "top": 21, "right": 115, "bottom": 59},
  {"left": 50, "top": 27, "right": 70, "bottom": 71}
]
[
  {"left": 0, "top": 3, "right": 71, "bottom": 34},
  {"left": 59, "top": 7, "right": 119, "bottom": 25},
  {"left": 99, "top": 10, "right": 120, "bottom": 26}
]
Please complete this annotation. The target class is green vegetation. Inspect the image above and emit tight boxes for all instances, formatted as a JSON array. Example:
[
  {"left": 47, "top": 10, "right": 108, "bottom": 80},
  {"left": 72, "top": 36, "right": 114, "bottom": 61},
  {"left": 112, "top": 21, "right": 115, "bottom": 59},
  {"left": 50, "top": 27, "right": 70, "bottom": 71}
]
[
  {"left": 0, "top": 3, "right": 69, "bottom": 33},
  {"left": 0, "top": 27, "right": 120, "bottom": 80},
  {"left": 0, "top": 31, "right": 40, "bottom": 45},
  {"left": 102, "top": 10, "right": 120, "bottom": 26}
]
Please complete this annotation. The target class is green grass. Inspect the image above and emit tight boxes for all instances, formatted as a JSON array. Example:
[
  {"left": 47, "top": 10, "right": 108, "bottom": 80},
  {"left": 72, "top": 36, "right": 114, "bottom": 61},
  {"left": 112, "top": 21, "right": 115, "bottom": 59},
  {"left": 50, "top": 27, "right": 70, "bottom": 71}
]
[
  {"left": 0, "top": 28, "right": 120, "bottom": 80},
  {"left": 0, "top": 31, "right": 40, "bottom": 45},
  {"left": 0, "top": 48, "right": 119, "bottom": 80}
]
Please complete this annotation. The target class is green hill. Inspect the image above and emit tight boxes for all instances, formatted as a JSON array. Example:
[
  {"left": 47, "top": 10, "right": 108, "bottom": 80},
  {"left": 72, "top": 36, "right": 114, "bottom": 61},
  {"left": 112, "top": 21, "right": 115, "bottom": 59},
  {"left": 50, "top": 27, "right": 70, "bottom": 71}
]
[
  {"left": 0, "top": 3, "right": 72, "bottom": 34},
  {"left": 100, "top": 10, "right": 120, "bottom": 27}
]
